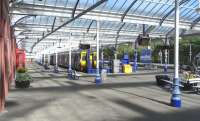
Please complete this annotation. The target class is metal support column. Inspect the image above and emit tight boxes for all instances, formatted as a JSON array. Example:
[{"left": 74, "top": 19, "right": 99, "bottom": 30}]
[
  {"left": 40, "top": 54, "right": 42, "bottom": 64},
  {"left": 133, "top": 41, "right": 138, "bottom": 72},
  {"left": 68, "top": 33, "right": 73, "bottom": 79},
  {"left": 189, "top": 44, "right": 192, "bottom": 62},
  {"left": 56, "top": 52, "right": 58, "bottom": 68},
  {"left": 168, "top": 50, "right": 170, "bottom": 64},
  {"left": 164, "top": 49, "right": 168, "bottom": 73},
  {"left": 133, "top": 50, "right": 138, "bottom": 72},
  {"left": 101, "top": 49, "right": 104, "bottom": 69},
  {"left": 48, "top": 52, "right": 50, "bottom": 66},
  {"left": 54, "top": 50, "right": 59, "bottom": 73},
  {"left": 95, "top": 19, "right": 102, "bottom": 85},
  {"left": 43, "top": 53, "right": 48, "bottom": 69},
  {"left": 45, "top": 52, "right": 50, "bottom": 69},
  {"left": 39, "top": 53, "right": 42, "bottom": 64},
  {"left": 159, "top": 50, "right": 163, "bottom": 64},
  {"left": 87, "top": 49, "right": 93, "bottom": 73},
  {"left": 114, "top": 53, "right": 117, "bottom": 60},
  {"left": 43, "top": 53, "right": 45, "bottom": 65},
  {"left": 171, "top": 0, "right": 181, "bottom": 108}
]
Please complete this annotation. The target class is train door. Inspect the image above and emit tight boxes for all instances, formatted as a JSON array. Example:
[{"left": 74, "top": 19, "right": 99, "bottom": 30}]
[
  {"left": 80, "top": 50, "right": 87, "bottom": 72},
  {"left": 92, "top": 52, "right": 97, "bottom": 68}
]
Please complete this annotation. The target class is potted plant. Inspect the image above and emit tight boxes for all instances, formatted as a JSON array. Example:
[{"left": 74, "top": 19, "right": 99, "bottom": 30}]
[{"left": 15, "top": 68, "right": 32, "bottom": 88}]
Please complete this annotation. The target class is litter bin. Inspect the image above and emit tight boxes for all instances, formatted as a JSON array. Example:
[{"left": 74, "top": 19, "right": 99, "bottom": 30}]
[
  {"left": 123, "top": 64, "right": 132, "bottom": 73},
  {"left": 101, "top": 69, "right": 107, "bottom": 81}
]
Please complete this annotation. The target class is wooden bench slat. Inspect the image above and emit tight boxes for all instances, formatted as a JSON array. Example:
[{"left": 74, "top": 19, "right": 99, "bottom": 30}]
[
  {"left": 160, "top": 79, "right": 184, "bottom": 87},
  {"left": 193, "top": 86, "right": 200, "bottom": 88}
]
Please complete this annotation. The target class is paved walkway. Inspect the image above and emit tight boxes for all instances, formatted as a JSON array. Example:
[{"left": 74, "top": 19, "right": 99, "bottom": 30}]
[{"left": 1, "top": 63, "right": 200, "bottom": 121}]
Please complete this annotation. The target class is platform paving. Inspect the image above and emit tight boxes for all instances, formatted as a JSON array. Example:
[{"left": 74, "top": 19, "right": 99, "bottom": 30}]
[{"left": 1, "top": 63, "right": 200, "bottom": 121}]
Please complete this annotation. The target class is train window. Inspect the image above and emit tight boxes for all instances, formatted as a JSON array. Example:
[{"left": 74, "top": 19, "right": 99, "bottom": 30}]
[
  {"left": 82, "top": 55, "right": 87, "bottom": 61},
  {"left": 93, "top": 55, "right": 96, "bottom": 60}
]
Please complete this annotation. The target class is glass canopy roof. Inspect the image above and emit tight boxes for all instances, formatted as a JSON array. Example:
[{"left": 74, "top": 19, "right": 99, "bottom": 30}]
[{"left": 10, "top": 0, "right": 200, "bottom": 53}]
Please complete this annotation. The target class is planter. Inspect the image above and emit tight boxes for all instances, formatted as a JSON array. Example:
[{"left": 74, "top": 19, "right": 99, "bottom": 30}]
[
  {"left": 15, "top": 81, "right": 30, "bottom": 88},
  {"left": 15, "top": 72, "right": 31, "bottom": 88}
]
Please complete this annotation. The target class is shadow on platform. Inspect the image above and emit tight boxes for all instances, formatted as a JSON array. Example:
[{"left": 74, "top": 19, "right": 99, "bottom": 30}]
[{"left": 111, "top": 99, "right": 200, "bottom": 121}]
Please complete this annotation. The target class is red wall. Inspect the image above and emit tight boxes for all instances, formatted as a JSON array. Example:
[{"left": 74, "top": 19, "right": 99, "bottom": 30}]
[
  {"left": 0, "top": 0, "right": 16, "bottom": 112},
  {"left": 16, "top": 48, "right": 26, "bottom": 69}
]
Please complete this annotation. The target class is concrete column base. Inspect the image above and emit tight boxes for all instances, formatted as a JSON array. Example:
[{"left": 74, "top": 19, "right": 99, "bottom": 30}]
[
  {"left": 95, "top": 74, "right": 102, "bottom": 85},
  {"left": 171, "top": 97, "right": 181, "bottom": 108},
  {"left": 171, "top": 78, "right": 181, "bottom": 108},
  {"left": 68, "top": 69, "right": 73, "bottom": 80},
  {"left": 53, "top": 66, "right": 59, "bottom": 73}
]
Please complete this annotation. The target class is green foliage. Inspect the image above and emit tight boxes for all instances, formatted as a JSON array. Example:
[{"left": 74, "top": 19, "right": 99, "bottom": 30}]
[
  {"left": 17, "top": 68, "right": 28, "bottom": 73},
  {"left": 102, "top": 35, "right": 200, "bottom": 64},
  {"left": 117, "top": 43, "right": 134, "bottom": 59},
  {"left": 103, "top": 47, "right": 114, "bottom": 60},
  {"left": 179, "top": 36, "right": 200, "bottom": 64},
  {"left": 151, "top": 45, "right": 161, "bottom": 63},
  {"left": 16, "top": 72, "right": 32, "bottom": 82},
  {"left": 103, "top": 43, "right": 135, "bottom": 60},
  {"left": 150, "top": 35, "right": 200, "bottom": 64},
  {"left": 181, "top": 36, "right": 200, "bottom": 45}
]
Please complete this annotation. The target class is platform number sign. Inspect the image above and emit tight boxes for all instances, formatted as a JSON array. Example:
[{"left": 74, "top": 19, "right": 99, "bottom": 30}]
[{"left": 140, "top": 49, "right": 152, "bottom": 64}]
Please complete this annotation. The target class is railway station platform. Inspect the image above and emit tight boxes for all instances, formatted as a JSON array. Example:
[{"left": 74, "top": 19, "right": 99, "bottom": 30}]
[
  {"left": 1, "top": 63, "right": 200, "bottom": 121},
  {"left": 2, "top": 0, "right": 200, "bottom": 120}
]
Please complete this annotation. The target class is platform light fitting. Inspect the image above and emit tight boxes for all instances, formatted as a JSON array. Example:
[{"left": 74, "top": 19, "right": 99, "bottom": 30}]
[
  {"left": 57, "top": 39, "right": 62, "bottom": 48},
  {"left": 196, "top": 0, "right": 200, "bottom": 12},
  {"left": 196, "top": 8, "right": 200, "bottom": 12}
]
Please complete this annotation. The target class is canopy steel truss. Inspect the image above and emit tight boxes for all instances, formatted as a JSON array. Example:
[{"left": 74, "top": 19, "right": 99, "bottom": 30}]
[{"left": 9, "top": 0, "right": 200, "bottom": 53}]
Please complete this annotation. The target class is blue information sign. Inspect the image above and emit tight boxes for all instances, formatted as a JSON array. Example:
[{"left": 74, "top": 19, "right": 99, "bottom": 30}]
[{"left": 140, "top": 49, "right": 152, "bottom": 64}]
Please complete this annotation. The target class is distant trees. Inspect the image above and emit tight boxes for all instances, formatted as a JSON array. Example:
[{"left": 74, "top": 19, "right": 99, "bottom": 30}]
[{"left": 102, "top": 36, "right": 200, "bottom": 65}]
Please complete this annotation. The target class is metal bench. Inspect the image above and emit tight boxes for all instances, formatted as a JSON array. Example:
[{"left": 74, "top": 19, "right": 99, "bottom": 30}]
[
  {"left": 187, "top": 79, "right": 200, "bottom": 93},
  {"left": 181, "top": 78, "right": 200, "bottom": 90},
  {"left": 156, "top": 75, "right": 200, "bottom": 93},
  {"left": 160, "top": 79, "right": 184, "bottom": 87},
  {"left": 193, "top": 85, "right": 200, "bottom": 93},
  {"left": 155, "top": 75, "right": 183, "bottom": 87},
  {"left": 71, "top": 70, "right": 80, "bottom": 80}
]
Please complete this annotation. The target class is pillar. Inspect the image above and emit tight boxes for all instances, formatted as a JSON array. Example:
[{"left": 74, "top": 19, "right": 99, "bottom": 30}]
[
  {"left": 95, "top": 19, "right": 102, "bottom": 85},
  {"left": 48, "top": 52, "right": 50, "bottom": 66},
  {"left": 43, "top": 54, "right": 45, "bottom": 65},
  {"left": 54, "top": 50, "right": 59, "bottom": 73},
  {"left": 40, "top": 54, "right": 42, "bottom": 64},
  {"left": 133, "top": 41, "right": 138, "bottom": 72},
  {"left": 87, "top": 49, "right": 92, "bottom": 73},
  {"left": 164, "top": 49, "right": 168, "bottom": 73},
  {"left": 189, "top": 44, "right": 192, "bottom": 62},
  {"left": 159, "top": 50, "right": 163, "bottom": 64},
  {"left": 101, "top": 49, "right": 104, "bottom": 69},
  {"left": 133, "top": 50, "right": 138, "bottom": 72},
  {"left": 68, "top": 33, "right": 72, "bottom": 79},
  {"left": 171, "top": 0, "right": 181, "bottom": 108},
  {"left": 168, "top": 50, "right": 170, "bottom": 64}
]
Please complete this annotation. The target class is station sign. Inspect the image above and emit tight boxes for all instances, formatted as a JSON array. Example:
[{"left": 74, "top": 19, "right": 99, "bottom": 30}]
[{"left": 140, "top": 49, "right": 152, "bottom": 64}]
